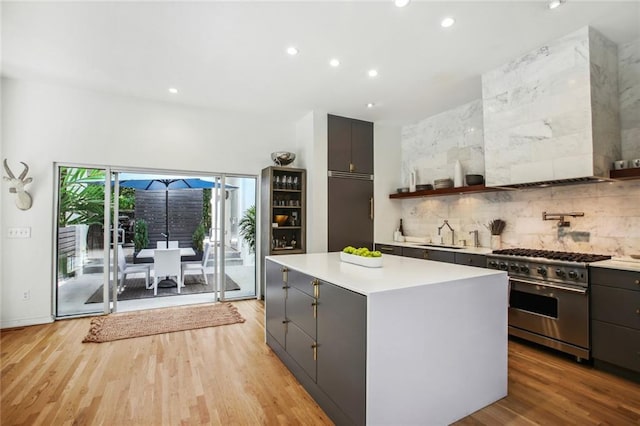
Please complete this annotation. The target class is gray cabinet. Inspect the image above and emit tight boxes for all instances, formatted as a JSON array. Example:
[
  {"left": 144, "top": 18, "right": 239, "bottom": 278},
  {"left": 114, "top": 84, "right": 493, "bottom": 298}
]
[
  {"left": 374, "top": 243, "right": 403, "bottom": 256},
  {"left": 265, "top": 260, "right": 287, "bottom": 348},
  {"left": 265, "top": 259, "right": 367, "bottom": 426},
  {"left": 590, "top": 267, "right": 640, "bottom": 378},
  {"left": 317, "top": 280, "right": 367, "bottom": 426},
  {"left": 328, "top": 114, "right": 374, "bottom": 175},
  {"left": 402, "top": 246, "right": 456, "bottom": 263},
  {"left": 455, "top": 253, "right": 486, "bottom": 267}
]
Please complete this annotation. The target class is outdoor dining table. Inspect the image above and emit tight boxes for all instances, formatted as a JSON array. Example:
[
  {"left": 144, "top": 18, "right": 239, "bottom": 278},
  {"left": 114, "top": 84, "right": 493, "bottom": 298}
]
[
  {"left": 136, "top": 248, "right": 196, "bottom": 259},
  {"left": 136, "top": 247, "right": 197, "bottom": 287}
]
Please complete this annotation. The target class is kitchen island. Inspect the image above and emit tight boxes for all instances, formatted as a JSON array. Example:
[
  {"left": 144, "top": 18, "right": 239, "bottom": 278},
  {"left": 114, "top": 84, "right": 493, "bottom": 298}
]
[{"left": 265, "top": 252, "right": 508, "bottom": 425}]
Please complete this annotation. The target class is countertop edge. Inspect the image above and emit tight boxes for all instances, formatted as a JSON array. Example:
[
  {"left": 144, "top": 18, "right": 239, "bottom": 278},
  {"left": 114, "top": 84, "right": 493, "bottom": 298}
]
[{"left": 376, "top": 240, "right": 492, "bottom": 255}]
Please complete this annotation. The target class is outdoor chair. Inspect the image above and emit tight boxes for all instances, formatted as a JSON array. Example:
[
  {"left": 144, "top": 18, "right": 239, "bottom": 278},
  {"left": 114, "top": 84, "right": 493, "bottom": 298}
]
[
  {"left": 156, "top": 241, "right": 179, "bottom": 249},
  {"left": 182, "top": 242, "right": 211, "bottom": 285},
  {"left": 117, "top": 244, "right": 151, "bottom": 288},
  {"left": 153, "top": 248, "right": 182, "bottom": 296}
]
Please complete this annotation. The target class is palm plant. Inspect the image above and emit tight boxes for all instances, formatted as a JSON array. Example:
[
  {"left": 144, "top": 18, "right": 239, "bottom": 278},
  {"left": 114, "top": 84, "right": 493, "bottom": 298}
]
[
  {"left": 239, "top": 205, "right": 256, "bottom": 253},
  {"left": 58, "top": 167, "right": 106, "bottom": 226}
]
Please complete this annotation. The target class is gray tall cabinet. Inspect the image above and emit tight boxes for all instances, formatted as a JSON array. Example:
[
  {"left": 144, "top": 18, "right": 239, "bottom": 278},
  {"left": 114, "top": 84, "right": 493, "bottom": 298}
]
[
  {"left": 265, "top": 259, "right": 367, "bottom": 425},
  {"left": 328, "top": 114, "right": 374, "bottom": 252}
]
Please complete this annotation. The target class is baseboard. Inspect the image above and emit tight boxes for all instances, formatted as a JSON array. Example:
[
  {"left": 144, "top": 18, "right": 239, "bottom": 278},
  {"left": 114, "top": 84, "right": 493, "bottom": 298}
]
[{"left": 1, "top": 315, "right": 54, "bottom": 330}]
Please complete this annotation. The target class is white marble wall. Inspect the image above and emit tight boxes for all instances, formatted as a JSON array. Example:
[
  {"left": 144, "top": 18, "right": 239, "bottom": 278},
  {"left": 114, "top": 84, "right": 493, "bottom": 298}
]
[
  {"left": 401, "top": 179, "right": 640, "bottom": 257},
  {"left": 401, "top": 99, "right": 484, "bottom": 187},
  {"left": 482, "top": 27, "right": 619, "bottom": 186},
  {"left": 619, "top": 38, "right": 640, "bottom": 161},
  {"left": 398, "top": 31, "right": 639, "bottom": 257}
]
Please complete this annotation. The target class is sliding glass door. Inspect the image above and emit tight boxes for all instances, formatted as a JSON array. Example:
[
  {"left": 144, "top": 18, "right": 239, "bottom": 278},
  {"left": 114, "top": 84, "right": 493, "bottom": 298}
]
[
  {"left": 55, "top": 166, "right": 116, "bottom": 317},
  {"left": 55, "top": 165, "right": 257, "bottom": 318}
]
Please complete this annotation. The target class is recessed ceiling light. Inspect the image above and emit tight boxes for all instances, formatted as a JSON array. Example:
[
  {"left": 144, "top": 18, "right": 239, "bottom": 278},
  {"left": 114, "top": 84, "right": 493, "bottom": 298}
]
[
  {"left": 168, "top": 87, "right": 178, "bottom": 94},
  {"left": 548, "top": 0, "right": 565, "bottom": 9},
  {"left": 368, "top": 69, "right": 378, "bottom": 78},
  {"left": 394, "top": 0, "right": 410, "bottom": 7},
  {"left": 441, "top": 17, "right": 455, "bottom": 28},
  {"left": 367, "top": 103, "right": 375, "bottom": 108},
  {"left": 286, "top": 46, "right": 299, "bottom": 56},
  {"left": 330, "top": 58, "right": 340, "bottom": 67}
]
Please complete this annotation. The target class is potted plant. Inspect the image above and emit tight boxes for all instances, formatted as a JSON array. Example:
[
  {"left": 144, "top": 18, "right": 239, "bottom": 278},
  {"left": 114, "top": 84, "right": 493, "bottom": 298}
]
[
  {"left": 192, "top": 221, "right": 206, "bottom": 253},
  {"left": 239, "top": 205, "right": 256, "bottom": 253},
  {"left": 134, "top": 219, "right": 149, "bottom": 252}
]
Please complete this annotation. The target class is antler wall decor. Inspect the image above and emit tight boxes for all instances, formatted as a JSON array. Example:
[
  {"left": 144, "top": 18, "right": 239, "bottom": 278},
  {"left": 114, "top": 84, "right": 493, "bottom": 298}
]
[{"left": 3, "top": 159, "right": 33, "bottom": 210}]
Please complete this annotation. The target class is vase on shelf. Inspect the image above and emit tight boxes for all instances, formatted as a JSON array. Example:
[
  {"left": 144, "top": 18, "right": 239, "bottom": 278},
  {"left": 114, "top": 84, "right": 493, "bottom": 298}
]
[{"left": 490, "top": 235, "right": 502, "bottom": 250}]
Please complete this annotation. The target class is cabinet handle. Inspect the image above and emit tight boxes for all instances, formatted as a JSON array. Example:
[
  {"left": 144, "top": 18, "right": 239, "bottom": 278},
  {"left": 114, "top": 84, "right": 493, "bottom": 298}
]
[
  {"left": 369, "top": 197, "right": 374, "bottom": 220},
  {"left": 312, "top": 343, "right": 318, "bottom": 361},
  {"left": 349, "top": 162, "right": 355, "bottom": 173},
  {"left": 424, "top": 252, "right": 429, "bottom": 259},
  {"left": 282, "top": 267, "right": 288, "bottom": 283},
  {"left": 636, "top": 279, "right": 640, "bottom": 286},
  {"left": 636, "top": 308, "right": 640, "bottom": 315},
  {"left": 312, "top": 301, "right": 318, "bottom": 318},
  {"left": 312, "top": 278, "right": 320, "bottom": 298}
]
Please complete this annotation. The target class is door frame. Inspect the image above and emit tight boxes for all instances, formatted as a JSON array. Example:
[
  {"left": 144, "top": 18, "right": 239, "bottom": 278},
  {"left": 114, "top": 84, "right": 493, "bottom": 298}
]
[{"left": 52, "top": 162, "right": 258, "bottom": 319}]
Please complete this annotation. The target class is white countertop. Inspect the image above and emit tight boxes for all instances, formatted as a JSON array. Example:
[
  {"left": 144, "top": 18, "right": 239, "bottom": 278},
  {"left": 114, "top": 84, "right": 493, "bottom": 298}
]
[
  {"left": 266, "top": 252, "right": 505, "bottom": 295},
  {"left": 376, "top": 240, "right": 493, "bottom": 255},
  {"left": 591, "top": 258, "right": 640, "bottom": 272}
]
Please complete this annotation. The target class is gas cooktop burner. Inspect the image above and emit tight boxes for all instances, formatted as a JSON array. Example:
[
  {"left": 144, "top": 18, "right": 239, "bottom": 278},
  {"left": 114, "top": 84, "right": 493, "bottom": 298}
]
[{"left": 492, "top": 248, "right": 611, "bottom": 263}]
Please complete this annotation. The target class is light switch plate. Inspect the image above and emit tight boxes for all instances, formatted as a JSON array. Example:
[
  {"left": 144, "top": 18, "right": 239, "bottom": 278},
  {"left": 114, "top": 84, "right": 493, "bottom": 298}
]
[{"left": 7, "top": 227, "right": 31, "bottom": 238}]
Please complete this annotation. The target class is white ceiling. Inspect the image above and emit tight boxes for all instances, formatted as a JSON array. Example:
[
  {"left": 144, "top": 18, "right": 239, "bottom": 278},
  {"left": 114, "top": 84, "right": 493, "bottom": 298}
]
[{"left": 2, "top": 1, "right": 639, "bottom": 126}]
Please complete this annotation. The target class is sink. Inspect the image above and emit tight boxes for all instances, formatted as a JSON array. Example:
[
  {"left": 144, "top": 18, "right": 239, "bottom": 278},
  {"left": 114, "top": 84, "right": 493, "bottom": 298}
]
[{"left": 416, "top": 244, "right": 463, "bottom": 250}]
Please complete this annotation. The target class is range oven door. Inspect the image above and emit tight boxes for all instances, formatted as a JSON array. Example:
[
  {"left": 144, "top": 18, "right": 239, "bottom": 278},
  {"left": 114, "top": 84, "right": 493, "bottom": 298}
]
[{"left": 508, "top": 278, "right": 589, "bottom": 353}]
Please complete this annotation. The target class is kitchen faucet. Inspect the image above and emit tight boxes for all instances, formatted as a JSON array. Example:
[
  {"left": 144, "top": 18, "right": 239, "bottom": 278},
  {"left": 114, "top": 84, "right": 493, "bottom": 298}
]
[
  {"left": 437, "top": 220, "right": 455, "bottom": 245},
  {"left": 469, "top": 230, "right": 479, "bottom": 247}
]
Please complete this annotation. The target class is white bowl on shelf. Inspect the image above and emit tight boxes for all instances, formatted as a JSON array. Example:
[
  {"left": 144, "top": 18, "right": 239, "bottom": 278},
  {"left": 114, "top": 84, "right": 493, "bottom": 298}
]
[{"left": 340, "top": 252, "right": 383, "bottom": 268}]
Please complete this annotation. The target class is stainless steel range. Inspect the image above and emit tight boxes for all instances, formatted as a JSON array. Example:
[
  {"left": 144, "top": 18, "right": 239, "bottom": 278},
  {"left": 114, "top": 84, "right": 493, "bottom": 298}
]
[{"left": 486, "top": 248, "right": 611, "bottom": 361}]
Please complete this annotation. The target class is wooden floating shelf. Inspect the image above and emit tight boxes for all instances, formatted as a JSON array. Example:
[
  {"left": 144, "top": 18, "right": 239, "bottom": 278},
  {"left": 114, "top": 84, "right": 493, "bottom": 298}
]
[
  {"left": 273, "top": 189, "right": 302, "bottom": 193},
  {"left": 389, "top": 184, "right": 503, "bottom": 199},
  {"left": 272, "top": 226, "right": 302, "bottom": 230},
  {"left": 609, "top": 168, "right": 640, "bottom": 180}
]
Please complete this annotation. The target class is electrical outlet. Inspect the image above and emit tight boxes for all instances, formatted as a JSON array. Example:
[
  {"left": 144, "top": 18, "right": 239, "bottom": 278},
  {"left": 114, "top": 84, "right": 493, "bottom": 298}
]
[
  {"left": 22, "top": 290, "right": 31, "bottom": 301},
  {"left": 7, "top": 227, "right": 31, "bottom": 239}
]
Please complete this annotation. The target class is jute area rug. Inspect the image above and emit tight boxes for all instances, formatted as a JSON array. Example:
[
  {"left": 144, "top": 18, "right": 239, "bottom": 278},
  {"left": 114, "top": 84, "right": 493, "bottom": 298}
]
[{"left": 82, "top": 302, "right": 245, "bottom": 343}]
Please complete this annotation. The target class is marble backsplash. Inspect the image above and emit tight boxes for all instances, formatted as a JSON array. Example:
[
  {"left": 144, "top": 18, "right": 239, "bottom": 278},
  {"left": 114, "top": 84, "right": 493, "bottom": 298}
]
[{"left": 400, "top": 179, "right": 640, "bottom": 257}]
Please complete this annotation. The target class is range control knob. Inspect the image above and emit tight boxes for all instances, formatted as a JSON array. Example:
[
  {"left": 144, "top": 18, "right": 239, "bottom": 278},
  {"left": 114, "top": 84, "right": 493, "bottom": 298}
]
[
  {"left": 520, "top": 265, "right": 530, "bottom": 273},
  {"left": 499, "top": 262, "right": 508, "bottom": 271},
  {"left": 556, "top": 269, "right": 566, "bottom": 278},
  {"left": 510, "top": 264, "right": 519, "bottom": 271},
  {"left": 568, "top": 271, "right": 578, "bottom": 279},
  {"left": 537, "top": 267, "right": 547, "bottom": 276},
  {"left": 488, "top": 260, "right": 498, "bottom": 268}
]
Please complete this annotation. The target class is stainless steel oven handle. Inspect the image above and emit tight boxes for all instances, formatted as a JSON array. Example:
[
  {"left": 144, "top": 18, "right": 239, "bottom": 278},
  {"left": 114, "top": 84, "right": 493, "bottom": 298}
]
[{"left": 510, "top": 277, "right": 588, "bottom": 295}]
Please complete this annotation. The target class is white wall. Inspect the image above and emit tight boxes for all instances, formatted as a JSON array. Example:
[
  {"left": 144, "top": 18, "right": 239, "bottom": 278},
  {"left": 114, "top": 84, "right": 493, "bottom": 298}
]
[
  {"left": 0, "top": 77, "right": 297, "bottom": 327},
  {"left": 374, "top": 123, "right": 402, "bottom": 242}
]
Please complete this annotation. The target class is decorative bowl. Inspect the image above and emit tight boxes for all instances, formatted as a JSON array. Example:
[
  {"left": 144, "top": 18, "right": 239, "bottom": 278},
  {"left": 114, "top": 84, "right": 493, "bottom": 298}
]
[
  {"left": 340, "top": 252, "right": 383, "bottom": 268},
  {"left": 416, "top": 184, "right": 434, "bottom": 191},
  {"left": 397, "top": 187, "right": 409, "bottom": 193},
  {"left": 465, "top": 174, "right": 485, "bottom": 185},
  {"left": 271, "top": 152, "right": 296, "bottom": 166},
  {"left": 274, "top": 215, "right": 289, "bottom": 225}
]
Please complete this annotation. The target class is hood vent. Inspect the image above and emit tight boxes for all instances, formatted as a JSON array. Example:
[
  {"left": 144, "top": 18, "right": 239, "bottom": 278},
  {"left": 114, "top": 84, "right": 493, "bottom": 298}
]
[{"left": 481, "top": 27, "right": 621, "bottom": 188}]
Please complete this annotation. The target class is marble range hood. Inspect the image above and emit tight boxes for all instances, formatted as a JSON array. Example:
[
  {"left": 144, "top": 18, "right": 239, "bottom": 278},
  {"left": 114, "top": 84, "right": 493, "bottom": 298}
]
[{"left": 481, "top": 26, "right": 622, "bottom": 188}]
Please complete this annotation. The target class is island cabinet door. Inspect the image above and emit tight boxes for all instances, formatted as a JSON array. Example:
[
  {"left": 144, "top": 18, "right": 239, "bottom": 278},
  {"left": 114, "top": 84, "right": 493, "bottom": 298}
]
[
  {"left": 317, "top": 281, "right": 367, "bottom": 426},
  {"left": 288, "top": 267, "right": 317, "bottom": 298},
  {"left": 286, "top": 322, "right": 317, "bottom": 381},
  {"left": 287, "top": 286, "right": 317, "bottom": 339},
  {"left": 265, "top": 260, "right": 287, "bottom": 349}
]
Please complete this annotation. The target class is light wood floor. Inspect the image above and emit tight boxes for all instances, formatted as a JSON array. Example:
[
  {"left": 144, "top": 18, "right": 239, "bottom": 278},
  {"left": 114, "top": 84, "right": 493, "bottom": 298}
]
[{"left": 2, "top": 300, "right": 639, "bottom": 425}]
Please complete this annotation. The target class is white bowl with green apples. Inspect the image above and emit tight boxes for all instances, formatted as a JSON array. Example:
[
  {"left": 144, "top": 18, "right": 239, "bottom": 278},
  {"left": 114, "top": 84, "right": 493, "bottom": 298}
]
[{"left": 340, "top": 246, "right": 383, "bottom": 268}]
